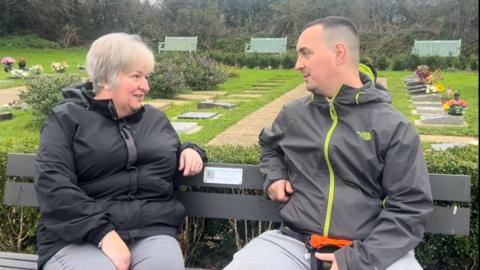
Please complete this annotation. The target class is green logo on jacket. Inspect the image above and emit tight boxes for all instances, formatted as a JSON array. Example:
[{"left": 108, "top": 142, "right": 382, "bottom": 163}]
[{"left": 357, "top": 131, "right": 372, "bottom": 141}]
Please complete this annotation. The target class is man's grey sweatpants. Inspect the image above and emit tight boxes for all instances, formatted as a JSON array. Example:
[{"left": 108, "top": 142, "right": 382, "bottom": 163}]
[
  {"left": 43, "top": 235, "right": 184, "bottom": 270},
  {"left": 223, "top": 230, "right": 423, "bottom": 270}
]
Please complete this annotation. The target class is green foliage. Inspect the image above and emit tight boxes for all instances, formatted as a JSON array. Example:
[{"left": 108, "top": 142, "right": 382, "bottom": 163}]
[
  {"left": 469, "top": 55, "right": 478, "bottom": 71},
  {"left": 417, "top": 145, "right": 479, "bottom": 270},
  {"left": 149, "top": 57, "right": 186, "bottom": 98},
  {"left": 183, "top": 55, "right": 228, "bottom": 90},
  {"left": 19, "top": 74, "right": 82, "bottom": 124},
  {"left": 0, "top": 35, "right": 61, "bottom": 49},
  {"left": 0, "top": 141, "right": 39, "bottom": 253}
]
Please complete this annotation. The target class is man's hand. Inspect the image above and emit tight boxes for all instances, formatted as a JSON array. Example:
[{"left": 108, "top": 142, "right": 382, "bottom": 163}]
[
  {"left": 100, "top": 230, "right": 131, "bottom": 270},
  {"left": 315, "top": 253, "right": 338, "bottom": 270},
  {"left": 267, "top": 179, "right": 293, "bottom": 202},
  {"left": 179, "top": 148, "right": 203, "bottom": 176}
]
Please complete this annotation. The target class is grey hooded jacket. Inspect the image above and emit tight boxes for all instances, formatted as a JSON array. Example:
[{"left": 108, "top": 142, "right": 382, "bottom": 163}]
[{"left": 259, "top": 75, "right": 433, "bottom": 270}]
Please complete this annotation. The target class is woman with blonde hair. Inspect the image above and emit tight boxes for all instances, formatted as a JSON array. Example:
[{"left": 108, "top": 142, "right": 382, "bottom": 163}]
[{"left": 35, "top": 33, "right": 206, "bottom": 270}]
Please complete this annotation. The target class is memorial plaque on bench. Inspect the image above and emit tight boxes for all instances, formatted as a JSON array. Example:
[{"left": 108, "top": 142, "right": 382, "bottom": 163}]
[
  {"left": 171, "top": 122, "right": 200, "bottom": 134},
  {"left": 197, "top": 101, "right": 237, "bottom": 110},
  {"left": 178, "top": 112, "right": 219, "bottom": 119}
]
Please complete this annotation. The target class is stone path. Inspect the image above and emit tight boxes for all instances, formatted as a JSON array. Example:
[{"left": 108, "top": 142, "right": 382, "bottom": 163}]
[
  {"left": 420, "top": 135, "right": 478, "bottom": 144},
  {"left": 207, "top": 83, "right": 310, "bottom": 146},
  {"left": 0, "top": 87, "right": 24, "bottom": 106}
]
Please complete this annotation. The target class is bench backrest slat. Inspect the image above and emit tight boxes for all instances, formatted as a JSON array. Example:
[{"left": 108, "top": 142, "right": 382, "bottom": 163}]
[
  {"left": 0, "top": 252, "right": 38, "bottom": 262},
  {"left": 245, "top": 37, "right": 287, "bottom": 54},
  {"left": 4, "top": 153, "right": 471, "bottom": 235},
  {"left": 429, "top": 174, "right": 471, "bottom": 202},
  {"left": 176, "top": 191, "right": 281, "bottom": 221},
  {"left": 0, "top": 257, "right": 37, "bottom": 269},
  {"left": 426, "top": 206, "right": 470, "bottom": 235},
  {"left": 158, "top": 36, "right": 197, "bottom": 53},
  {"left": 6, "top": 153, "right": 36, "bottom": 178}
]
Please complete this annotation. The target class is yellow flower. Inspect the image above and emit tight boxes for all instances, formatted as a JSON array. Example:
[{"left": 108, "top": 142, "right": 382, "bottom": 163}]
[
  {"left": 435, "top": 82, "right": 445, "bottom": 93},
  {"left": 442, "top": 102, "right": 450, "bottom": 111}
]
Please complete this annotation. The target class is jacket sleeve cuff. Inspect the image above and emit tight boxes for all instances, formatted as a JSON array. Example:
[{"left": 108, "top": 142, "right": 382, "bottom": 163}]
[
  {"left": 85, "top": 223, "right": 115, "bottom": 246},
  {"left": 335, "top": 247, "right": 349, "bottom": 270},
  {"left": 180, "top": 141, "right": 208, "bottom": 162},
  {"left": 263, "top": 170, "right": 289, "bottom": 196}
]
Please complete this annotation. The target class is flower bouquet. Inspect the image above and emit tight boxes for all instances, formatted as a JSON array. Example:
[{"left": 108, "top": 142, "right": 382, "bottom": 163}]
[
  {"left": 443, "top": 99, "right": 468, "bottom": 116},
  {"left": 2, "top": 56, "right": 16, "bottom": 72},
  {"left": 51, "top": 62, "right": 69, "bottom": 73}
]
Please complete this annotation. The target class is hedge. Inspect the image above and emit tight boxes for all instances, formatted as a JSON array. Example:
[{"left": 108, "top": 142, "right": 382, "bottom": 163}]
[{"left": 0, "top": 144, "right": 478, "bottom": 269}]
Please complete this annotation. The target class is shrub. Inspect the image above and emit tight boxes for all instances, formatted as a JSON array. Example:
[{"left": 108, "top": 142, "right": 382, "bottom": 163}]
[
  {"left": 390, "top": 55, "right": 407, "bottom": 71},
  {"left": 0, "top": 35, "right": 61, "bottom": 49},
  {"left": 374, "top": 55, "right": 388, "bottom": 71},
  {"left": 183, "top": 55, "right": 227, "bottom": 90},
  {"left": 149, "top": 57, "right": 186, "bottom": 98},
  {"left": 280, "top": 52, "right": 296, "bottom": 69},
  {"left": 469, "top": 55, "right": 478, "bottom": 71},
  {"left": 19, "top": 74, "right": 82, "bottom": 124}
]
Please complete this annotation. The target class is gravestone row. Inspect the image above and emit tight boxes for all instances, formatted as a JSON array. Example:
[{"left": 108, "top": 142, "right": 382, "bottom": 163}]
[{"left": 403, "top": 77, "right": 466, "bottom": 127}]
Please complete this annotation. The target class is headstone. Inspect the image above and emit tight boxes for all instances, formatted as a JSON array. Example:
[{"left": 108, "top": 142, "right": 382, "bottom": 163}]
[
  {"left": 431, "top": 143, "right": 468, "bottom": 151},
  {"left": 198, "top": 100, "right": 237, "bottom": 109},
  {"left": 415, "top": 106, "right": 445, "bottom": 114},
  {"left": 406, "top": 81, "right": 425, "bottom": 87},
  {"left": 178, "top": 112, "right": 219, "bottom": 119},
  {"left": 0, "top": 112, "right": 13, "bottom": 121},
  {"left": 171, "top": 122, "right": 201, "bottom": 134},
  {"left": 416, "top": 114, "right": 466, "bottom": 126},
  {"left": 228, "top": 94, "right": 262, "bottom": 99},
  {"left": 412, "top": 101, "right": 444, "bottom": 108},
  {"left": 411, "top": 94, "right": 441, "bottom": 102},
  {"left": 408, "top": 88, "right": 427, "bottom": 95},
  {"left": 407, "top": 84, "right": 427, "bottom": 90}
]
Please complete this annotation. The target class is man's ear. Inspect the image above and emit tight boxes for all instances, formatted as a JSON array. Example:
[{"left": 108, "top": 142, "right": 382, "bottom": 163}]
[{"left": 335, "top": 43, "right": 347, "bottom": 65}]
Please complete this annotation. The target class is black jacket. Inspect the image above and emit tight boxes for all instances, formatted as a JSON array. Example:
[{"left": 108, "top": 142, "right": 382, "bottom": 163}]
[{"left": 35, "top": 82, "right": 207, "bottom": 268}]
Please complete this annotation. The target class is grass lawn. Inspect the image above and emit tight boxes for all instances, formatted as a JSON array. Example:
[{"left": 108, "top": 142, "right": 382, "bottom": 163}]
[
  {"left": 379, "top": 71, "right": 478, "bottom": 137},
  {"left": 0, "top": 68, "right": 302, "bottom": 147},
  {"left": 0, "top": 47, "right": 88, "bottom": 89}
]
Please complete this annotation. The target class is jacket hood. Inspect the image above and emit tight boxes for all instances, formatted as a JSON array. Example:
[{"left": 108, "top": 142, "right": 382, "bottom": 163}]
[
  {"left": 61, "top": 82, "right": 144, "bottom": 121},
  {"left": 312, "top": 72, "right": 391, "bottom": 107}
]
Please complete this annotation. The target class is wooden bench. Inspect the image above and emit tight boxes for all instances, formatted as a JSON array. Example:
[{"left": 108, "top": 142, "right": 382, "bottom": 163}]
[
  {"left": 245, "top": 37, "right": 287, "bottom": 54},
  {"left": 1, "top": 153, "right": 472, "bottom": 269},
  {"left": 158, "top": 36, "right": 198, "bottom": 53}
]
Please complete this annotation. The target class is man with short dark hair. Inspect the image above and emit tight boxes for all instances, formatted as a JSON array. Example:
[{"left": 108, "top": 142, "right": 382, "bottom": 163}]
[{"left": 224, "top": 16, "right": 432, "bottom": 270}]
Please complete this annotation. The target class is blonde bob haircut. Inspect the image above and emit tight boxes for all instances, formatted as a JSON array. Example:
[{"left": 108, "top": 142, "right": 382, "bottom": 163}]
[{"left": 86, "top": 33, "right": 154, "bottom": 92}]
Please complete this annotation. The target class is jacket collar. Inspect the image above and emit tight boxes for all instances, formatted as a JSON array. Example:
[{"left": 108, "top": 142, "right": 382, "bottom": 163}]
[
  {"left": 311, "top": 72, "right": 391, "bottom": 107},
  {"left": 62, "top": 82, "right": 145, "bottom": 122}
]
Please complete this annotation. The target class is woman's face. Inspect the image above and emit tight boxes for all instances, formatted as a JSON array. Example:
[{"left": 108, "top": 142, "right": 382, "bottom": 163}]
[{"left": 109, "top": 68, "right": 150, "bottom": 118}]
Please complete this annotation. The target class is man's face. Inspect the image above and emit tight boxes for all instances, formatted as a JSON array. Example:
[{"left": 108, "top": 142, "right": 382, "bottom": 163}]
[{"left": 295, "top": 25, "right": 338, "bottom": 96}]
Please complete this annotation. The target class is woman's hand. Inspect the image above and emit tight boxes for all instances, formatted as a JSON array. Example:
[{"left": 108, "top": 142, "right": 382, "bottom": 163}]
[
  {"left": 100, "top": 230, "right": 131, "bottom": 270},
  {"left": 179, "top": 148, "right": 204, "bottom": 176}
]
